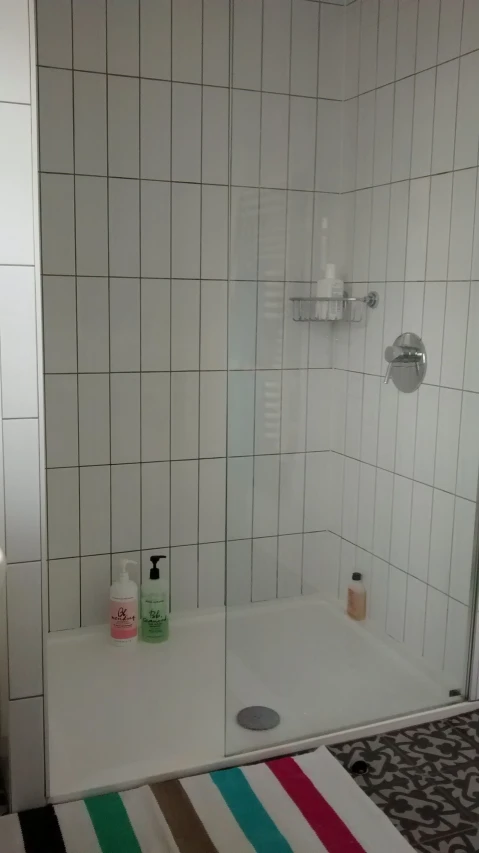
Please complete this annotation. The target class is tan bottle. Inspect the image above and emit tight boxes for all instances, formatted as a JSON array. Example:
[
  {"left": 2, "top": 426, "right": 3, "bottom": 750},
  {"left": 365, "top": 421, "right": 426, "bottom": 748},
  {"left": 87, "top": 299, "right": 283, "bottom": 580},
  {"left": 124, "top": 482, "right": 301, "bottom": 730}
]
[{"left": 347, "top": 572, "right": 366, "bottom": 621}]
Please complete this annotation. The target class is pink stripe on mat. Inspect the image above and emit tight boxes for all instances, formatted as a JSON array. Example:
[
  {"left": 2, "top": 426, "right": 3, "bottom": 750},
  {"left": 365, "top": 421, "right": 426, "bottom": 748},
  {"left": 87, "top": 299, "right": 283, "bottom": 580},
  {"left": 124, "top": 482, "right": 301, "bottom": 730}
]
[{"left": 268, "top": 756, "right": 368, "bottom": 853}]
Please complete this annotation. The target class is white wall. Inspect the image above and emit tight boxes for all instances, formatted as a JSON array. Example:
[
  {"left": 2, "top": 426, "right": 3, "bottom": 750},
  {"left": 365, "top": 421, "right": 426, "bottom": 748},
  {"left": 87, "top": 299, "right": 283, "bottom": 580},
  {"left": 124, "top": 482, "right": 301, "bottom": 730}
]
[
  {"left": 0, "top": 0, "right": 45, "bottom": 811},
  {"left": 327, "top": 0, "right": 479, "bottom": 694},
  {"left": 38, "top": 0, "right": 347, "bottom": 629}
]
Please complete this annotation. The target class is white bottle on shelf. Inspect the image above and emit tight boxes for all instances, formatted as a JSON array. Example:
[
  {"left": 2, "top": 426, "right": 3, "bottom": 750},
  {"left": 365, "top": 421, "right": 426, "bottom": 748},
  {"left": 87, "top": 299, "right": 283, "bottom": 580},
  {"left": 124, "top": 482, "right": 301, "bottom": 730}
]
[{"left": 325, "top": 263, "right": 344, "bottom": 321}]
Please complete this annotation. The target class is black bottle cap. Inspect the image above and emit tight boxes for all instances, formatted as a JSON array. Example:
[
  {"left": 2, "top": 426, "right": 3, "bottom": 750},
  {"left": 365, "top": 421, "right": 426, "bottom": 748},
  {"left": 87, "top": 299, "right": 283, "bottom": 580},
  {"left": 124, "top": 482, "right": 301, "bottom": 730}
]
[
  {"left": 352, "top": 572, "right": 362, "bottom": 581},
  {"left": 150, "top": 554, "right": 166, "bottom": 580}
]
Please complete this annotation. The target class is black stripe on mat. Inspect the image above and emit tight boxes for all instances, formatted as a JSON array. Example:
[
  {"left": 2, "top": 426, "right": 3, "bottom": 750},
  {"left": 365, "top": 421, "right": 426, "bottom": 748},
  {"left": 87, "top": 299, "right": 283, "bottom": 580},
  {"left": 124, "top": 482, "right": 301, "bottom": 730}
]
[{"left": 19, "top": 805, "right": 66, "bottom": 853}]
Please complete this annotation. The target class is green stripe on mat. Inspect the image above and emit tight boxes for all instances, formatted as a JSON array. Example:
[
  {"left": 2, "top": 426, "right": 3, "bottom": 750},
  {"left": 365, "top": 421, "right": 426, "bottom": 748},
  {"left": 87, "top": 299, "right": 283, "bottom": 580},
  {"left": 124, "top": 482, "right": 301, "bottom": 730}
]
[
  {"left": 84, "top": 792, "right": 142, "bottom": 853},
  {"left": 210, "top": 767, "right": 293, "bottom": 853}
]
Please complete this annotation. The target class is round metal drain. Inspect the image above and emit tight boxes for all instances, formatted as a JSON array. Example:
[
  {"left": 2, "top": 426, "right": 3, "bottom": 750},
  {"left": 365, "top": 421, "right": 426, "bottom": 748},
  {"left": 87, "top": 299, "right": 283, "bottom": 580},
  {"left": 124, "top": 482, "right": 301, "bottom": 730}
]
[
  {"left": 350, "top": 760, "right": 369, "bottom": 776},
  {"left": 236, "top": 706, "right": 281, "bottom": 731}
]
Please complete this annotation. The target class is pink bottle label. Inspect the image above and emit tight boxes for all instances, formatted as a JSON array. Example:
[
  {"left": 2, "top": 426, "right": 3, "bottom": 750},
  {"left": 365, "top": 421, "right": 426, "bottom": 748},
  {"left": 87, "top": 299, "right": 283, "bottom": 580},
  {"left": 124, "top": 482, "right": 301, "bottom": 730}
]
[{"left": 110, "top": 600, "right": 137, "bottom": 640}]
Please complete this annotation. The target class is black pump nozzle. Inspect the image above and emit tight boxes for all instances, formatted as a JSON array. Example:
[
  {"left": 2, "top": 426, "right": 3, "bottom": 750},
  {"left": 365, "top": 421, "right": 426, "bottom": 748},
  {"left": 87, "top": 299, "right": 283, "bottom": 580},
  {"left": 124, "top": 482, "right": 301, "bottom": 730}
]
[{"left": 150, "top": 554, "right": 166, "bottom": 580}]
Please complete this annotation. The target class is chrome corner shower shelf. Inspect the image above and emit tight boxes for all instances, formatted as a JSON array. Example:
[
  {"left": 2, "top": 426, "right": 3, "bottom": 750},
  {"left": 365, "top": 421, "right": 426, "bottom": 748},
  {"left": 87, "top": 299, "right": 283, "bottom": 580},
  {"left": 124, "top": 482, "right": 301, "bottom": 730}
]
[{"left": 290, "top": 290, "right": 379, "bottom": 322}]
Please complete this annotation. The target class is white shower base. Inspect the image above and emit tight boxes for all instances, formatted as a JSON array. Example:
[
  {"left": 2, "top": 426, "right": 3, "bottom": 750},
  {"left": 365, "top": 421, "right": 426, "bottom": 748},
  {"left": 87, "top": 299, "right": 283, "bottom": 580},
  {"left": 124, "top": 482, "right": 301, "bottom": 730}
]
[{"left": 47, "top": 596, "right": 456, "bottom": 802}]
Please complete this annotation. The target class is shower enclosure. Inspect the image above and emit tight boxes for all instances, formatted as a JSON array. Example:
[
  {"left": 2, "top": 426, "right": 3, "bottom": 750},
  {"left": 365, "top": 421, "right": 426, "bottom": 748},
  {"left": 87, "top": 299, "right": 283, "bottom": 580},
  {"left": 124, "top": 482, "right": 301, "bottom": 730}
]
[{"left": 30, "top": 0, "right": 479, "bottom": 805}]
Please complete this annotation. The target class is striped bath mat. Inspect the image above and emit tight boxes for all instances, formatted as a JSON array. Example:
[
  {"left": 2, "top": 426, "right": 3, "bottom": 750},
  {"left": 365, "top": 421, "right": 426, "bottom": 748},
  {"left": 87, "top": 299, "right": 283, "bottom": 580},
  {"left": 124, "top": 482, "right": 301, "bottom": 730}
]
[{"left": 0, "top": 747, "right": 413, "bottom": 852}]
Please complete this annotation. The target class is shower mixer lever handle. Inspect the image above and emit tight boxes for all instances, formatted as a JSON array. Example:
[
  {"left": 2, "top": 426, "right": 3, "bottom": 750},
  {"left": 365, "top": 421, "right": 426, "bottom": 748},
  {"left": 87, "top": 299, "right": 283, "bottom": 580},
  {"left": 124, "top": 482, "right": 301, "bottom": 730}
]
[{"left": 383, "top": 334, "right": 427, "bottom": 392}]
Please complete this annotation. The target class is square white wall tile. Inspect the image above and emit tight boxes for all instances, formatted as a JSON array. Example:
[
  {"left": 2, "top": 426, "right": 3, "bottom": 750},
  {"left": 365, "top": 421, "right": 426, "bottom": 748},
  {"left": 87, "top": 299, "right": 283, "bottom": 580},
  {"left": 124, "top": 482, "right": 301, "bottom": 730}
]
[
  {"left": 141, "top": 181, "right": 170, "bottom": 278},
  {"left": 78, "top": 374, "right": 110, "bottom": 466},
  {"left": 142, "top": 462, "right": 170, "bottom": 549},
  {"left": 404, "top": 575, "right": 427, "bottom": 657},
  {"left": 40, "top": 176, "right": 75, "bottom": 271},
  {"left": 39, "top": 68, "right": 73, "bottom": 173},
  {"left": 72, "top": 0, "right": 106, "bottom": 72},
  {"left": 252, "top": 537, "right": 278, "bottom": 603},
  {"left": 409, "top": 482, "right": 433, "bottom": 583},
  {"left": 199, "top": 458, "right": 226, "bottom": 544},
  {"left": 170, "top": 545, "right": 198, "bottom": 612},
  {"left": 108, "top": 75, "right": 139, "bottom": 178},
  {"left": 386, "top": 566, "right": 407, "bottom": 643},
  {"left": 0, "top": 267, "right": 38, "bottom": 418},
  {"left": 203, "top": 86, "right": 229, "bottom": 185},
  {"left": 423, "top": 586, "right": 448, "bottom": 671},
  {"left": 395, "top": 0, "right": 418, "bottom": 79},
  {"left": 390, "top": 475, "right": 413, "bottom": 572},
  {"left": 4, "top": 420, "right": 41, "bottom": 565},
  {"left": 281, "top": 370, "right": 308, "bottom": 453},
  {"left": 171, "top": 183, "right": 201, "bottom": 279},
  {"left": 0, "top": 0, "right": 30, "bottom": 102},
  {"left": 110, "top": 278, "right": 141, "bottom": 372},
  {"left": 373, "top": 468, "right": 394, "bottom": 562},
  {"left": 203, "top": 0, "right": 229, "bottom": 87},
  {"left": 81, "top": 554, "right": 111, "bottom": 626},
  {"left": 279, "top": 454, "right": 305, "bottom": 535},
  {"left": 228, "top": 372, "right": 255, "bottom": 457},
  {"left": 171, "top": 372, "right": 199, "bottom": 460},
  {"left": 261, "top": 94, "right": 289, "bottom": 190},
  {"left": 80, "top": 465, "right": 110, "bottom": 556},
  {"left": 141, "top": 79, "right": 171, "bottom": 181},
  {"left": 9, "top": 697, "right": 45, "bottom": 813},
  {"left": 255, "top": 371, "right": 281, "bottom": 455},
  {"left": 43, "top": 276, "right": 77, "bottom": 374},
  {"left": 141, "top": 279, "right": 171, "bottom": 372},
  {"left": 171, "top": 460, "right": 198, "bottom": 546},
  {"left": 226, "top": 539, "right": 252, "bottom": 606},
  {"left": 74, "top": 72, "right": 107, "bottom": 176},
  {"left": 49, "top": 558, "right": 80, "bottom": 632},
  {"left": 411, "top": 69, "right": 435, "bottom": 179},
  {"left": 141, "top": 373, "right": 170, "bottom": 462},
  {"left": 441, "top": 282, "right": 469, "bottom": 388},
  {"left": 429, "top": 488, "right": 454, "bottom": 594},
  {"left": 358, "top": 0, "right": 378, "bottom": 95},
  {"left": 291, "top": 0, "right": 319, "bottom": 98},
  {"left": 0, "top": 104, "right": 34, "bottom": 265},
  {"left": 415, "top": 0, "right": 439, "bottom": 73},
  {"left": 140, "top": 0, "right": 171, "bottom": 79},
  {"left": 75, "top": 176, "right": 108, "bottom": 277},
  {"left": 434, "top": 388, "right": 461, "bottom": 494},
  {"left": 47, "top": 468, "right": 79, "bottom": 560},
  {"left": 431, "top": 59, "right": 458, "bottom": 175},
  {"left": 172, "top": 0, "right": 202, "bottom": 83},
  {"left": 233, "top": 0, "right": 262, "bottom": 90},
  {"left": 8, "top": 562, "right": 43, "bottom": 698},
  {"left": 110, "top": 374, "right": 141, "bottom": 464},
  {"left": 373, "top": 84, "right": 394, "bottom": 186},
  {"left": 107, "top": 0, "right": 139, "bottom": 76},
  {"left": 288, "top": 97, "right": 316, "bottom": 191},
  {"left": 77, "top": 277, "right": 110, "bottom": 373},
  {"left": 200, "top": 372, "right": 227, "bottom": 458},
  {"left": 109, "top": 178, "right": 140, "bottom": 277},
  {"left": 438, "top": 0, "right": 463, "bottom": 63},
  {"left": 45, "top": 375, "right": 78, "bottom": 468},
  {"left": 227, "top": 456, "right": 253, "bottom": 541},
  {"left": 111, "top": 464, "right": 141, "bottom": 553},
  {"left": 450, "top": 496, "right": 475, "bottom": 606},
  {"left": 171, "top": 280, "right": 200, "bottom": 370},
  {"left": 172, "top": 83, "right": 201, "bottom": 183},
  {"left": 198, "top": 542, "right": 225, "bottom": 609},
  {"left": 256, "top": 280, "right": 284, "bottom": 370},
  {"left": 202, "top": 186, "right": 228, "bottom": 280},
  {"left": 262, "top": 0, "right": 291, "bottom": 95},
  {"left": 278, "top": 534, "right": 302, "bottom": 599},
  {"left": 457, "top": 392, "right": 479, "bottom": 501},
  {"left": 253, "top": 455, "right": 280, "bottom": 538},
  {"left": 319, "top": 4, "right": 344, "bottom": 99},
  {"left": 455, "top": 52, "right": 479, "bottom": 170}
]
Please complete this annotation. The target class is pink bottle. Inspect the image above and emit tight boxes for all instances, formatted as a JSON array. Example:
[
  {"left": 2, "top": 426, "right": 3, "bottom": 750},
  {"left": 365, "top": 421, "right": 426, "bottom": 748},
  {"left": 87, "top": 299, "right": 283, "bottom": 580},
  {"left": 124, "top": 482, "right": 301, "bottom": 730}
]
[{"left": 110, "top": 560, "right": 138, "bottom": 645}]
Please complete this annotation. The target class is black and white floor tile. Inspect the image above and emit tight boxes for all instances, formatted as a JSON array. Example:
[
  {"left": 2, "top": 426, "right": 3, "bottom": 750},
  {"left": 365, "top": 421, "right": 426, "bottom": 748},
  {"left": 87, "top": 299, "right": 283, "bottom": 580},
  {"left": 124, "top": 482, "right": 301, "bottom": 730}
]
[{"left": 329, "top": 711, "right": 479, "bottom": 853}]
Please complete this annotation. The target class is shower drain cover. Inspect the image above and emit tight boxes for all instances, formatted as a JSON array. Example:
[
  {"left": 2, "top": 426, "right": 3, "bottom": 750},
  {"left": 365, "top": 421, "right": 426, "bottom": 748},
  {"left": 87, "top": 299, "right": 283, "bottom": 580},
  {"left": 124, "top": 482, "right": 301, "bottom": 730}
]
[{"left": 236, "top": 706, "right": 281, "bottom": 731}]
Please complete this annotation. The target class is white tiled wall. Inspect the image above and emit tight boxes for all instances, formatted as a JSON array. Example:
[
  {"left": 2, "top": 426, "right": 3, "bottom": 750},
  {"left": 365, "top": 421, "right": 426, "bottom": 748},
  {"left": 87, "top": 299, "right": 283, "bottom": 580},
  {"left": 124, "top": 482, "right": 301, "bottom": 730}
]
[
  {"left": 0, "top": 0, "right": 46, "bottom": 811},
  {"left": 330, "top": 0, "right": 479, "bottom": 693},
  {"left": 38, "top": 0, "right": 346, "bottom": 629}
]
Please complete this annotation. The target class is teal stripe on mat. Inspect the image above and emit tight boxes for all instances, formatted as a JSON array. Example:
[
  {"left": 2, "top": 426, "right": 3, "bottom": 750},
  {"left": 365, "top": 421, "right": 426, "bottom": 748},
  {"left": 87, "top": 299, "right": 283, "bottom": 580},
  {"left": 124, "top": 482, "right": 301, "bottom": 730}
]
[
  {"left": 210, "top": 767, "right": 293, "bottom": 853},
  {"left": 84, "top": 792, "right": 142, "bottom": 853}
]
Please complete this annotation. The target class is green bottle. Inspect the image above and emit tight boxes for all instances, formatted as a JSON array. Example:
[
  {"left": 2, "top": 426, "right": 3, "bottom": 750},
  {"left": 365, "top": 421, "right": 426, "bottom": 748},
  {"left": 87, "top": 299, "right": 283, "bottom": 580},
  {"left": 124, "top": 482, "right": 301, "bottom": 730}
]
[{"left": 141, "top": 556, "right": 169, "bottom": 643}]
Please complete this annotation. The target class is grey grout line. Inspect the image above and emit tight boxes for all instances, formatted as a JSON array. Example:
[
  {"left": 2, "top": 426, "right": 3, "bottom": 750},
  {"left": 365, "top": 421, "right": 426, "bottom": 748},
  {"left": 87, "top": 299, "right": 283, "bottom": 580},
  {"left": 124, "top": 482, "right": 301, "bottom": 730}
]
[
  {"left": 196, "top": 0, "right": 205, "bottom": 609},
  {"left": 138, "top": 0, "right": 143, "bottom": 590}
]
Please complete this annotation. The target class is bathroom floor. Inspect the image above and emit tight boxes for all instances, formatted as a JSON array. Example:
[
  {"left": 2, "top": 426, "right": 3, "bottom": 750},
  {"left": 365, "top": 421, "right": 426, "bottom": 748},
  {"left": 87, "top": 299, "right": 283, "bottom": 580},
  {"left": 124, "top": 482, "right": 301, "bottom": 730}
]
[
  {"left": 331, "top": 710, "right": 479, "bottom": 852},
  {"left": 47, "top": 596, "right": 456, "bottom": 801}
]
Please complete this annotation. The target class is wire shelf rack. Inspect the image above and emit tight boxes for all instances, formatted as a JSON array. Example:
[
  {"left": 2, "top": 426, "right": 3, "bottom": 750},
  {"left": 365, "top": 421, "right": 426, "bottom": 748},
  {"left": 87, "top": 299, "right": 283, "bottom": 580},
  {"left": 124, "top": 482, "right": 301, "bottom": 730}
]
[{"left": 290, "top": 290, "right": 379, "bottom": 322}]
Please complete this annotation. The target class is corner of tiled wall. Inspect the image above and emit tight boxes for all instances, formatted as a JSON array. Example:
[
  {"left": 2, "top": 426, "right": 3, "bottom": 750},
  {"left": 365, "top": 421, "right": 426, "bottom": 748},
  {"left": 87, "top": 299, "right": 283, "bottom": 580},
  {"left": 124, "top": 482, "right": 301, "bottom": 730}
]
[
  {"left": 0, "top": 0, "right": 46, "bottom": 811},
  {"left": 332, "top": 0, "right": 479, "bottom": 695}
]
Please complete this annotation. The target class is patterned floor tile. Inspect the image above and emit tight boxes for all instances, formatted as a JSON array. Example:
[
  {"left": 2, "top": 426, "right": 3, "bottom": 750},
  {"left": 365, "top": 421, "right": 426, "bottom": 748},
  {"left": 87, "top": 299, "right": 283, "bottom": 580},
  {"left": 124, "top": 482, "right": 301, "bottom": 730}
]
[{"left": 330, "top": 711, "right": 479, "bottom": 853}]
